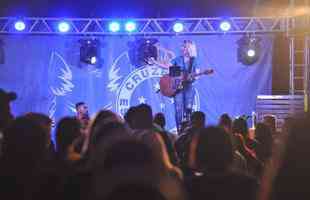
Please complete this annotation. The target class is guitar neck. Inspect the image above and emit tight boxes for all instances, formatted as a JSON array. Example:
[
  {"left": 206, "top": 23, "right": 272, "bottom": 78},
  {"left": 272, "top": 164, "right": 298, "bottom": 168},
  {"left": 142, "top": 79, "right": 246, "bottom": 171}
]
[{"left": 189, "top": 69, "right": 213, "bottom": 78}]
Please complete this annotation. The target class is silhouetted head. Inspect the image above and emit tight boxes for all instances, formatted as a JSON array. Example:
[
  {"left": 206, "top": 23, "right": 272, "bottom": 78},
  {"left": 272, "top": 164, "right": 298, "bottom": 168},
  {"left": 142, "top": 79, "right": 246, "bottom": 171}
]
[
  {"left": 103, "top": 139, "right": 155, "bottom": 171},
  {"left": 90, "top": 110, "right": 123, "bottom": 136},
  {"left": 55, "top": 117, "right": 81, "bottom": 158},
  {"left": 2, "top": 116, "right": 47, "bottom": 168},
  {"left": 255, "top": 123, "right": 273, "bottom": 162},
  {"left": 154, "top": 113, "right": 166, "bottom": 129},
  {"left": 75, "top": 102, "right": 88, "bottom": 116},
  {"left": 0, "top": 88, "right": 16, "bottom": 131},
  {"left": 190, "top": 111, "right": 205, "bottom": 129},
  {"left": 218, "top": 113, "right": 232, "bottom": 133},
  {"left": 263, "top": 115, "right": 277, "bottom": 135},
  {"left": 24, "top": 113, "right": 53, "bottom": 146},
  {"left": 193, "top": 126, "right": 234, "bottom": 172},
  {"left": 124, "top": 106, "right": 138, "bottom": 129},
  {"left": 232, "top": 117, "right": 248, "bottom": 138},
  {"left": 134, "top": 104, "right": 153, "bottom": 129}
]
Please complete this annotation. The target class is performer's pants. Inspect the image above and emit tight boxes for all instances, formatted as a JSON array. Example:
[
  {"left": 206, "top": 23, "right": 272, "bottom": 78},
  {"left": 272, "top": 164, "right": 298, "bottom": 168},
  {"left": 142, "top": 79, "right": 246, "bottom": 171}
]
[{"left": 174, "top": 86, "right": 195, "bottom": 133}]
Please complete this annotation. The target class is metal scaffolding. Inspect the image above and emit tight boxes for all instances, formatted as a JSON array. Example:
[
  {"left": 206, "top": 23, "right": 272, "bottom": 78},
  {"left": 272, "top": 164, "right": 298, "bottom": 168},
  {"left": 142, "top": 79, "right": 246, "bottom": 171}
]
[
  {"left": 0, "top": 15, "right": 309, "bottom": 95},
  {"left": 0, "top": 17, "right": 292, "bottom": 35}
]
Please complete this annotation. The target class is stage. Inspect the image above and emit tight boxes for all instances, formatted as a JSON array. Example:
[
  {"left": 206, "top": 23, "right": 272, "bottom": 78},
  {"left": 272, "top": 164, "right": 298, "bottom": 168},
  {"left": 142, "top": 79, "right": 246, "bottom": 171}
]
[{"left": 0, "top": 17, "right": 300, "bottom": 130}]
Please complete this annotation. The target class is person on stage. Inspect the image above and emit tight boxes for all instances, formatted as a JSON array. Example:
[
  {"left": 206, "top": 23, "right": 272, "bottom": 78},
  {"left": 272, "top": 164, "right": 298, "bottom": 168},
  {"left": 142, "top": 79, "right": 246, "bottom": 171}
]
[
  {"left": 75, "top": 102, "right": 90, "bottom": 133},
  {"left": 171, "top": 40, "right": 198, "bottom": 132}
]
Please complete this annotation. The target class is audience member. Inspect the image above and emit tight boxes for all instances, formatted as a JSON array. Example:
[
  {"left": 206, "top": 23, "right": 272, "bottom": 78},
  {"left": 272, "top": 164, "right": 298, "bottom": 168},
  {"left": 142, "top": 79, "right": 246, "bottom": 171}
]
[
  {"left": 154, "top": 112, "right": 166, "bottom": 130},
  {"left": 232, "top": 117, "right": 263, "bottom": 177},
  {"left": 0, "top": 117, "right": 56, "bottom": 200},
  {"left": 218, "top": 113, "right": 232, "bottom": 134},
  {"left": 255, "top": 123, "right": 273, "bottom": 164},
  {"left": 219, "top": 114, "right": 247, "bottom": 173},
  {"left": 128, "top": 104, "right": 181, "bottom": 179},
  {"left": 24, "top": 112, "right": 55, "bottom": 162},
  {"left": 0, "top": 88, "right": 16, "bottom": 156},
  {"left": 0, "top": 88, "right": 16, "bottom": 132},
  {"left": 124, "top": 106, "right": 138, "bottom": 129},
  {"left": 56, "top": 117, "right": 83, "bottom": 164},
  {"left": 153, "top": 112, "right": 179, "bottom": 165},
  {"left": 55, "top": 116, "right": 91, "bottom": 200},
  {"left": 75, "top": 102, "right": 90, "bottom": 134},
  {"left": 259, "top": 113, "right": 310, "bottom": 200},
  {"left": 92, "top": 138, "right": 186, "bottom": 200},
  {"left": 186, "top": 126, "right": 258, "bottom": 200},
  {"left": 175, "top": 111, "right": 205, "bottom": 177}
]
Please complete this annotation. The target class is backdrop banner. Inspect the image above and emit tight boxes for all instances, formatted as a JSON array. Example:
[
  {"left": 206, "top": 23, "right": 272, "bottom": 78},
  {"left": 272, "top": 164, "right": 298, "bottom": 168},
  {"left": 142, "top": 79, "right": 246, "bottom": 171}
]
[{"left": 0, "top": 35, "right": 273, "bottom": 131}]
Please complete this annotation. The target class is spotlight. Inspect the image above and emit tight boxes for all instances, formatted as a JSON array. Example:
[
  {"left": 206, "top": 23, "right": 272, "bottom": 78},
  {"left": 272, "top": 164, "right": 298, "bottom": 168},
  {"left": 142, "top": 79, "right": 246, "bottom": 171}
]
[
  {"left": 220, "top": 21, "right": 231, "bottom": 32},
  {"left": 128, "top": 38, "right": 158, "bottom": 68},
  {"left": 125, "top": 21, "right": 136, "bottom": 32},
  {"left": 90, "top": 56, "right": 97, "bottom": 64},
  {"left": 79, "top": 39, "right": 100, "bottom": 66},
  {"left": 173, "top": 22, "right": 184, "bottom": 33},
  {"left": 58, "top": 21, "right": 70, "bottom": 33},
  {"left": 14, "top": 20, "right": 26, "bottom": 31},
  {"left": 237, "top": 36, "right": 261, "bottom": 66},
  {"left": 109, "top": 21, "right": 121, "bottom": 32},
  {"left": 247, "top": 49, "right": 256, "bottom": 57}
]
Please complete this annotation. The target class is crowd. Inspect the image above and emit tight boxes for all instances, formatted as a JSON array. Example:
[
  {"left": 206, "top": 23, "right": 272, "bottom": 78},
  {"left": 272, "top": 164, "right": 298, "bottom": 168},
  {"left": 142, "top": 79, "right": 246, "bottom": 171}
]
[{"left": 0, "top": 87, "right": 309, "bottom": 200}]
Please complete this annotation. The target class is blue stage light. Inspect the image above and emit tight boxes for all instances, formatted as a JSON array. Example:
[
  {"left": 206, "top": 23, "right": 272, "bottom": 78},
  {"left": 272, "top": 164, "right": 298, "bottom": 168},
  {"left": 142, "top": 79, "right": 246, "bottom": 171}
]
[
  {"left": 109, "top": 21, "right": 121, "bottom": 32},
  {"left": 14, "top": 20, "right": 26, "bottom": 31},
  {"left": 173, "top": 22, "right": 184, "bottom": 33},
  {"left": 220, "top": 21, "right": 231, "bottom": 32},
  {"left": 58, "top": 21, "right": 70, "bottom": 33},
  {"left": 125, "top": 21, "right": 136, "bottom": 32}
]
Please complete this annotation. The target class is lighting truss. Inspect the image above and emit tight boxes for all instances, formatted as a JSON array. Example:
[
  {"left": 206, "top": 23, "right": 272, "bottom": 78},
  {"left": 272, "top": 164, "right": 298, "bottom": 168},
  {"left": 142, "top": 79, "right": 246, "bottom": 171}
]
[{"left": 0, "top": 17, "right": 294, "bottom": 35}]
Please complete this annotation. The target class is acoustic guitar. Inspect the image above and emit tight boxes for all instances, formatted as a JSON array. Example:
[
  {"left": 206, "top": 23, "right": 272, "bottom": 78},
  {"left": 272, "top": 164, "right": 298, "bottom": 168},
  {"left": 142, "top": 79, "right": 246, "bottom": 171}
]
[{"left": 159, "top": 68, "right": 214, "bottom": 97}]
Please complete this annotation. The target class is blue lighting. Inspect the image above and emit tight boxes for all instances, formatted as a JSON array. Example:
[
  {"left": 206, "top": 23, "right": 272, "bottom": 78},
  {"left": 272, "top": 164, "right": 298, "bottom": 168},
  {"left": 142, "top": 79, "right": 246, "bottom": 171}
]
[
  {"left": 125, "top": 21, "right": 136, "bottom": 32},
  {"left": 14, "top": 20, "right": 26, "bottom": 31},
  {"left": 173, "top": 22, "right": 184, "bottom": 33},
  {"left": 109, "top": 21, "right": 121, "bottom": 32},
  {"left": 58, "top": 21, "right": 70, "bottom": 33},
  {"left": 220, "top": 21, "right": 231, "bottom": 32}
]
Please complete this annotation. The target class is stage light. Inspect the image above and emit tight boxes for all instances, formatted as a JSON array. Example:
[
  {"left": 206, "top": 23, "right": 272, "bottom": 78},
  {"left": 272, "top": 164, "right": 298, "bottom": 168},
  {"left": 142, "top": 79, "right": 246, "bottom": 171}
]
[
  {"left": 109, "top": 21, "right": 121, "bottom": 32},
  {"left": 128, "top": 38, "right": 158, "bottom": 68},
  {"left": 173, "top": 22, "right": 184, "bottom": 33},
  {"left": 220, "top": 21, "right": 231, "bottom": 32},
  {"left": 14, "top": 20, "right": 26, "bottom": 31},
  {"left": 247, "top": 49, "right": 256, "bottom": 57},
  {"left": 125, "top": 21, "right": 136, "bottom": 32},
  {"left": 90, "top": 56, "right": 97, "bottom": 64},
  {"left": 58, "top": 21, "right": 70, "bottom": 33},
  {"left": 79, "top": 39, "right": 100, "bottom": 66},
  {"left": 237, "top": 35, "right": 261, "bottom": 66}
]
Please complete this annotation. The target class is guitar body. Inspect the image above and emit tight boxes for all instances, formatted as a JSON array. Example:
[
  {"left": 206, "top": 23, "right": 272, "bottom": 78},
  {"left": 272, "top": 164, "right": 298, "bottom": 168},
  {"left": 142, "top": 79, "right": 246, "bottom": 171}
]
[
  {"left": 159, "top": 75, "right": 182, "bottom": 97},
  {"left": 159, "top": 68, "right": 214, "bottom": 97}
]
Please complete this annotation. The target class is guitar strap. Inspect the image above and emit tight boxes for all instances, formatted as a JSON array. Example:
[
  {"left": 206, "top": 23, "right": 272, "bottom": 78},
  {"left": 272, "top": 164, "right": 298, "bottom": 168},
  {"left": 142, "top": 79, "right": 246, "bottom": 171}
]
[{"left": 188, "top": 57, "right": 195, "bottom": 74}]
